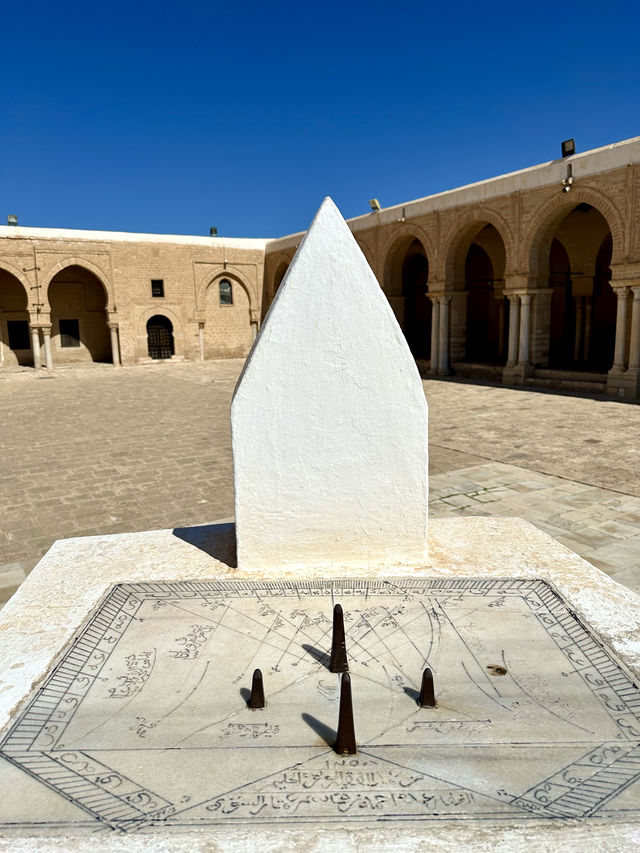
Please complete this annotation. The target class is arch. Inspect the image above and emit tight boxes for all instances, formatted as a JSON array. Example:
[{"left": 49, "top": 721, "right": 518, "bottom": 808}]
[
  {"left": 42, "top": 257, "right": 114, "bottom": 310},
  {"left": 201, "top": 271, "right": 255, "bottom": 359},
  {"left": 524, "top": 187, "right": 624, "bottom": 277},
  {"left": 272, "top": 260, "right": 290, "bottom": 294},
  {"left": 0, "top": 260, "right": 31, "bottom": 295},
  {"left": 47, "top": 264, "right": 111, "bottom": 363},
  {"left": 195, "top": 265, "right": 256, "bottom": 313},
  {"left": 381, "top": 233, "right": 432, "bottom": 359},
  {"left": 380, "top": 224, "right": 435, "bottom": 294},
  {"left": 0, "top": 266, "right": 32, "bottom": 366},
  {"left": 440, "top": 207, "right": 515, "bottom": 284},
  {"left": 146, "top": 315, "right": 175, "bottom": 360}
]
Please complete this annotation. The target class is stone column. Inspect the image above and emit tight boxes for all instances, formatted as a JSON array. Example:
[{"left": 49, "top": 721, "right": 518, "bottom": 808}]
[
  {"left": 42, "top": 326, "right": 53, "bottom": 370},
  {"left": 250, "top": 309, "right": 260, "bottom": 342},
  {"left": 438, "top": 295, "right": 451, "bottom": 375},
  {"left": 506, "top": 294, "right": 520, "bottom": 367},
  {"left": 583, "top": 296, "right": 593, "bottom": 362},
  {"left": 497, "top": 297, "right": 506, "bottom": 360},
  {"left": 198, "top": 323, "right": 205, "bottom": 361},
  {"left": 30, "top": 326, "right": 42, "bottom": 370},
  {"left": 612, "top": 287, "right": 630, "bottom": 371},
  {"left": 628, "top": 286, "right": 640, "bottom": 373},
  {"left": 573, "top": 296, "right": 584, "bottom": 363},
  {"left": 429, "top": 297, "right": 440, "bottom": 372},
  {"left": 518, "top": 293, "right": 531, "bottom": 366},
  {"left": 108, "top": 323, "right": 121, "bottom": 366}
]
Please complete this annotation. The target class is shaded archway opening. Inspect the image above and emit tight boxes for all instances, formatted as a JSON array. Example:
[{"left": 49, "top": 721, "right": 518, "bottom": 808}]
[
  {"left": 384, "top": 236, "right": 431, "bottom": 359},
  {"left": 147, "top": 315, "right": 175, "bottom": 359},
  {"left": 48, "top": 266, "right": 110, "bottom": 363},
  {"left": 463, "top": 234, "right": 508, "bottom": 365},
  {"left": 544, "top": 205, "right": 615, "bottom": 372},
  {"left": 0, "top": 270, "right": 31, "bottom": 366},
  {"left": 401, "top": 240, "right": 431, "bottom": 358}
]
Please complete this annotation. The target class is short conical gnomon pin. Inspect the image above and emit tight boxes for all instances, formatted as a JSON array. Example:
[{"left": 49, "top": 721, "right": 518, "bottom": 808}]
[
  {"left": 335, "top": 672, "right": 357, "bottom": 754},
  {"left": 248, "top": 668, "right": 265, "bottom": 709},
  {"left": 418, "top": 667, "right": 435, "bottom": 707}
]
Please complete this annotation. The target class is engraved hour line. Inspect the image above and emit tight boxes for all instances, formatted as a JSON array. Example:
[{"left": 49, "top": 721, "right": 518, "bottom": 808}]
[
  {"left": 353, "top": 606, "right": 432, "bottom": 666},
  {"left": 438, "top": 604, "right": 504, "bottom": 698},
  {"left": 460, "top": 662, "right": 511, "bottom": 712},
  {"left": 352, "top": 610, "right": 411, "bottom": 678},
  {"left": 499, "top": 651, "right": 597, "bottom": 736}
]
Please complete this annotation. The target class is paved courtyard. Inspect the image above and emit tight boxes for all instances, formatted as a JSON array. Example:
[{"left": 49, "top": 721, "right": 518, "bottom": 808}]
[{"left": 1, "top": 361, "right": 639, "bottom": 603}]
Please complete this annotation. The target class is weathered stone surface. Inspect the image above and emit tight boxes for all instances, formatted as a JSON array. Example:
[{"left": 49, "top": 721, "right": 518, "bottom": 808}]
[
  {"left": 0, "top": 518, "right": 639, "bottom": 850},
  {"left": 232, "top": 198, "right": 428, "bottom": 572}
]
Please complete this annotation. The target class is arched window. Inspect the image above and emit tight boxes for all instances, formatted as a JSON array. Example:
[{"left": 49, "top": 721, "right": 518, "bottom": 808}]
[{"left": 219, "top": 279, "right": 233, "bottom": 305}]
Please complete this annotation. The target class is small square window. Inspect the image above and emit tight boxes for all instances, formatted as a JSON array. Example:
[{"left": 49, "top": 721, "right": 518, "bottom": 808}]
[
  {"left": 7, "top": 320, "right": 30, "bottom": 350},
  {"left": 59, "top": 319, "right": 80, "bottom": 347},
  {"left": 151, "top": 279, "right": 165, "bottom": 298},
  {"left": 219, "top": 279, "right": 233, "bottom": 305}
]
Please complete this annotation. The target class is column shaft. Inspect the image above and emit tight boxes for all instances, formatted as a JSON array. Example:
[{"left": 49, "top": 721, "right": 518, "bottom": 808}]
[
  {"left": 574, "top": 296, "right": 584, "bottom": 362},
  {"left": 507, "top": 295, "right": 520, "bottom": 367},
  {"left": 628, "top": 287, "right": 640, "bottom": 372},
  {"left": 198, "top": 324, "right": 205, "bottom": 361},
  {"left": 518, "top": 294, "right": 531, "bottom": 366},
  {"left": 109, "top": 325, "right": 121, "bottom": 366},
  {"left": 612, "top": 287, "right": 630, "bottom": 370},
  {"left": 438, "top": 296, "right": 450, "bottom": 374},
  {"left": 30, "top": 327, "right": 42, "bottom": 370},
  {"left": 430, "top": 299, "right": 440, "bottom": 372},
  {"left": 43, "top": 328, "right": 53, "bottom": 370}
]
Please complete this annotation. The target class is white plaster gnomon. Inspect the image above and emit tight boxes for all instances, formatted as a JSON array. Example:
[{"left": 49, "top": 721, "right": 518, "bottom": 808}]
[{"left": 232, "top": 198, "right": 428, "bottom": 572}]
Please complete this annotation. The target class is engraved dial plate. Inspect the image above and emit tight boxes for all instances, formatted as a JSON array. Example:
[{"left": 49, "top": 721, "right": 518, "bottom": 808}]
[{"left": 1, "top": 578, "right": 640, "bottom": 836}]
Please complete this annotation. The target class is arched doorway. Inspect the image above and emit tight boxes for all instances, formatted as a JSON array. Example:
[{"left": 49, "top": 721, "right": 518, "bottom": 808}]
[
  {"left": 543, "top": 204, "right": 615, "bottom": 371},
  {"left": 384, "top": 236, "right": 431, "bottom": 359},
  {"left": 0, "top": 270, "right": 32, "bottom": 366},
  {"left": 147, "top": 315, "right": 175, "bottom": 359},
  {"left": 459, "top": 224, "right": 508, "bottom": 364},
  {"left": 48, "top": 266, "right": 110, "bottom": 363}
]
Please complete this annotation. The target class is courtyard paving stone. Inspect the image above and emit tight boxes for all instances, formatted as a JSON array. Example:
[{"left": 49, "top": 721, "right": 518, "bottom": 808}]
[{"left": 0, "top": 362, "right": 638, "bottom": 602}]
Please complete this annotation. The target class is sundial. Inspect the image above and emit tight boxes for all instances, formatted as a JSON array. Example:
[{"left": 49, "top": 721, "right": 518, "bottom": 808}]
[
  {"left": 1, "top": 200, "right": 639, "bottom": 849},
  {"left": 1, "top": 577, "right": 639, "bottom": 836}
]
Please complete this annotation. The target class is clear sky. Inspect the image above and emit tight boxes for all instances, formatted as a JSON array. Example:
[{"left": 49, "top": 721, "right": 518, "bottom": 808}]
[{"left": 3, "top": 0, "right": 639, "bottom": 238}]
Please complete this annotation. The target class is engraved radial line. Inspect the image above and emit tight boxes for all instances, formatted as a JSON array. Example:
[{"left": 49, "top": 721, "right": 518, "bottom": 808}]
[
  {"left": 359, "top": 609, "right": 431, "bottom": 666},
  {"left": 461, "top": 661, "right": 510, "bottom": 711},
  {"left": 223, "top": 601, "right": 331, "bottom": 649},
  {"left": 354, "top": 611, "right": 409, "bottom": 676},
  {"left": 165, "top": 601, "right": 307, "bottom": 661}
]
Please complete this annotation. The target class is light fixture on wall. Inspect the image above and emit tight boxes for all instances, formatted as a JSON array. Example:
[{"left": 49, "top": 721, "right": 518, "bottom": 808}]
[
  {"left": 562, "top": 163, "right": 573, "bottom": 193},
  {"left": 561, "top": 139, "right": 576, "bottom": 158},
  {"left": 369, "top": 199, "right": 381, "bottom": 212},
  {"left": 7, "top": 214, "right": 18, "bottom": 226}
]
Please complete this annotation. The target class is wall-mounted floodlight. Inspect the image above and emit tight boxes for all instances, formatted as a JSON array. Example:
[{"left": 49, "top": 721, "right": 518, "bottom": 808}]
[
  {"left": 210, "top": 227, "right": 218, "bottom": 236},
  {"left": 369, "top": 199, "right": 381, "bottom": 212},
  {"left": 7, "top": 214, "right": 18, "bottom": 226},
  {"left": 561, "top": 139, "right": 576, "bottom": 158}
]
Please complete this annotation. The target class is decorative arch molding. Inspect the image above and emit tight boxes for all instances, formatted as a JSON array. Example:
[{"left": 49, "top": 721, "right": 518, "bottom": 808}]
[
  {"left": 380, "top": 224, "right": 435, "bottom": 294},
  {"left": 137, "top": 306, "right": 183, "bottom": 340},
  {"left": 196, "top": 266, "right": 256, "bottom": 315},
  {"left": 43, "top": 257, "right": 114, "bottom": 310},
  {"left": 0, "top": 260, "right": 31, "bottom": 299},
  {"left": 439, "top": 206, "right": 515, "bottom": 284},
  {"left": 523, "top": 187, "right": 625, "bottom": 276}
]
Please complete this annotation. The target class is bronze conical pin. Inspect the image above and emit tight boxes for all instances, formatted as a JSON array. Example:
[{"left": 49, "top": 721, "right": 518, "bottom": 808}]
[
  {"left": 248, "top": 668, "right": 265, "bottom": 709},
  {"left": 418, "top": 667, "right": 436, "bottom": 707},
  {"left": 330, "top": 604, "right": 349, "bottom": 673},
  {"left": 335, "top": 672, "right": 357, "bottom": 754}
]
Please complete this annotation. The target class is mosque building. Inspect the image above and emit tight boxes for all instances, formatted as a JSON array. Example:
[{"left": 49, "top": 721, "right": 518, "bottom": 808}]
[{"left": 1, "top": 135, "right": 639, "bottom": 398}]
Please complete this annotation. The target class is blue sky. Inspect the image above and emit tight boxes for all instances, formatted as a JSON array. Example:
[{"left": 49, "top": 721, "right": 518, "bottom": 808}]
[{"left": 3, "top": 0, "right": 639, "bottom": 238}]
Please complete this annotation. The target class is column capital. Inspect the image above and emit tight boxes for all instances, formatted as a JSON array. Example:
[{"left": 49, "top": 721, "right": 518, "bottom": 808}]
[
  {"left": 631, "top": 286, "right": 640, "bottom": 298},
  {"left": 106, "top": 321, "right": 119, "bottom": 330},
  {"left": 505, "top": 291, "right": 520, "bottom": 305},
  {"left": 612, "top": 285, "right": 631, "bottom": 299}
]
